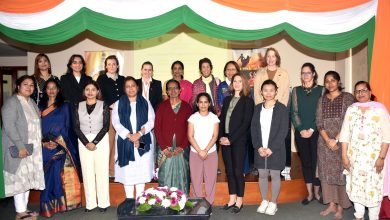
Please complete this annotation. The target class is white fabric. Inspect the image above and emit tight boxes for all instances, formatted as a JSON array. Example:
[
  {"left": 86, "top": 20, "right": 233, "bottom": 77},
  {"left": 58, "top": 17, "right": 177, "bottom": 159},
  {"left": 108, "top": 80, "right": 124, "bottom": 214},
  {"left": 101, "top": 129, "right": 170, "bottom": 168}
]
[
  {"left": 354, "top": 202, "right": 380, "bottom": 220},
  {"left": 260, "top": 105, "right": 274, "bottom": 148},
  {"left": 124, "top": 184, "right": 145, "bottom": 199},
  {"left": 187, "top": 112, "right": 220, "bottom": 153},
  {"left": 142, "top": 78, "right": 152, "bottom": 100},
  {"left": 75, "top": 76, "right": 81, "bottom": 83},
  {"left": 0, "top": 0, "right": 377, "bottom": 35},
  {"left": 112, "top": 100, "right": 155, "bottom": 185},
  {"left": 14, "top": 191, "right": 29, "bottom": 213},
  {"left": 78, "top": 133, "right": 110, "bottom": 209}
]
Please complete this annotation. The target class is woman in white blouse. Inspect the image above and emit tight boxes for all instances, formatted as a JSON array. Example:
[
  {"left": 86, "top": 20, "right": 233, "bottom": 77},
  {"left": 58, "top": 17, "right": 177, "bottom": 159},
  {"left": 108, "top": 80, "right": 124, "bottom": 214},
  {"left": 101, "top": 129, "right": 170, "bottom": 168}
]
[{"left": 112, "top": 76, "right": 155, "bottom": 204}]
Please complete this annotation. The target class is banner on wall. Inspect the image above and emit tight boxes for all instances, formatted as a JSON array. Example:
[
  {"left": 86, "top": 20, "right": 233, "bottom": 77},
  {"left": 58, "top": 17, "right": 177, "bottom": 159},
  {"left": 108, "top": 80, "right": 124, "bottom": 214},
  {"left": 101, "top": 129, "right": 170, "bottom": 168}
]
[
  {"left": 232, "top": 48, "right": 266, "bottom": 87},
  {"left": 84, "top": 51, "right": 125, "bottom": 80}
]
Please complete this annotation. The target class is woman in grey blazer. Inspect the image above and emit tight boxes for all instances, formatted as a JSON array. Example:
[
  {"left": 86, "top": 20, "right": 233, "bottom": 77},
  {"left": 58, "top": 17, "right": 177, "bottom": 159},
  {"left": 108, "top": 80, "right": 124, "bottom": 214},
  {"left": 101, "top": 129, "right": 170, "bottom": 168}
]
[
  {"left": 1, "top": 75, "right": 45, "bottom": 219},
  {"left": 251, "top": 80, "right": 289, "bottom": 216}
]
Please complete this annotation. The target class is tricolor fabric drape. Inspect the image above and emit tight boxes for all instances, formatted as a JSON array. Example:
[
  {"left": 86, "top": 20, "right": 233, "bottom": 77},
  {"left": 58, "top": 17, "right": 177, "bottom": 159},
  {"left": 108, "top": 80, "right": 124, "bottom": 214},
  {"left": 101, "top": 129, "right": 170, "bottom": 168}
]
[{"left": 0, "top": 0, "right": 388, "bottom": 109}]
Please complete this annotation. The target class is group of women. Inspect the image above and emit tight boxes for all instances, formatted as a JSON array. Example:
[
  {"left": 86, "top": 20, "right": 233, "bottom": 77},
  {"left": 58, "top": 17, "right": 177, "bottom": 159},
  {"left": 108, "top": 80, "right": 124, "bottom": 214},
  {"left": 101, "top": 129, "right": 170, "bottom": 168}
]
[{"left": 1, "top": 48, "right": 389, "bottom": 220}]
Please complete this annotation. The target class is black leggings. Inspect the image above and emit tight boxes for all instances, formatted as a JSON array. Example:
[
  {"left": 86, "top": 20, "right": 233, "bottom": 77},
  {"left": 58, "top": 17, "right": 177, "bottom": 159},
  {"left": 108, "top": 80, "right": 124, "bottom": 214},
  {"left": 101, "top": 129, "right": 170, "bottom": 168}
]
[
  {"left": 222, "top": 137, "right": 246, "bottom": 197},
  {"left": 295, "top": 130, "right": 320, "bottom": 186}
]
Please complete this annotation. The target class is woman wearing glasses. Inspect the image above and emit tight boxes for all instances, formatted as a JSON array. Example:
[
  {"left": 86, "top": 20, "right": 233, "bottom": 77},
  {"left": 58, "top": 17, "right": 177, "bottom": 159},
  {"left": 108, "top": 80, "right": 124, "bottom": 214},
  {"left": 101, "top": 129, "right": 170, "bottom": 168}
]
[
  {"left": 291, "top": 63, "right": 323, "bottom": 205},
  {"left": 340, "top": 81, "right": 390, "bottom": 220}
]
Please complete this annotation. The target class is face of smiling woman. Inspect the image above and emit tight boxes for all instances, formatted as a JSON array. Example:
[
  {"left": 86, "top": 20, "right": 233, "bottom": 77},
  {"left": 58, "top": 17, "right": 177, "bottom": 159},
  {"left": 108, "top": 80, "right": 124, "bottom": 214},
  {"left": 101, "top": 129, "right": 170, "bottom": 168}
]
[
  {"left": 18, "top": 78, "right": 35, "bottom": 98},
  {"left": 124, "top": 79, "right": 138, "bottom": 99},
  {"left": 354, "top": 83, "right": 371, "bottom": 103}
]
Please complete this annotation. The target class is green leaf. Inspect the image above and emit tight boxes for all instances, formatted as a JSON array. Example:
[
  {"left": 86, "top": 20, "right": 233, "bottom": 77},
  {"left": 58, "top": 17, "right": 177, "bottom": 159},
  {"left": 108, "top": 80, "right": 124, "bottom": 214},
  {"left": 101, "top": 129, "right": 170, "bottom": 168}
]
[
  {"left": 185, "top": 201, "right": 194, "bottom": 208},
  {"left": 137, "top": 203, "right": 152, "bottom": 212}
]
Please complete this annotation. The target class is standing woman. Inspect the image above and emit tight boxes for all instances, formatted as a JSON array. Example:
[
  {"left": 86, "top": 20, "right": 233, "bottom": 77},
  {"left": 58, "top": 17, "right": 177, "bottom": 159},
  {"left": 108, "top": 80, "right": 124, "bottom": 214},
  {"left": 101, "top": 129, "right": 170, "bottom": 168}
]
[
  {"left": 217, "top": 61, "right": 240, "bottom": 110},
  {"left": 155, "top": 79, "right": 192, "bottom": 194},
  {"left": 96, "top": 55, "right": 125, "bottom": 178},
  {"left": 162, "top": 61, "right": 193, "bottom": 104},
  {"left": 31, "top": 53, "right": 59, "bottom": 106},
  {"left": 136, "top": 61, "right": 163, "bottom": 111},
  {"left": 315, "top": 71, "right": 354, "bottom": 219},
  {"left": 251, "top": 80, "right": 289, "bottom": 215},
  {"left": 73, "top": 81, "right": 110, "bottom": 212},
  {"left": 253, "top": 48, "right": 289, "bottom": 106},
  {"left": 291, "top": 63, "right": 323, "bottom": 205},
  {"left": 112, "top": 77, "right": 155, "bottom": 201},
  {"left": 2, "top": 75, "right": 45, "bottom": 219},
  {"left": 340, "top": 81, "right": 390, "bottom": 220},
  {"left": 39, "top": 79, "right": 82, "bottom": 217},
  {"left": 219, "top": 73, "right": 254, "bottom": 213},
  {"left": 188, "top": 93, "right": 220, "bottom": 204},
  {"left": 60, "top": 54, "right": 93, "bottom": 107},
  {"left": 191, "top": 58, "right": 221, "bottom": 115}
]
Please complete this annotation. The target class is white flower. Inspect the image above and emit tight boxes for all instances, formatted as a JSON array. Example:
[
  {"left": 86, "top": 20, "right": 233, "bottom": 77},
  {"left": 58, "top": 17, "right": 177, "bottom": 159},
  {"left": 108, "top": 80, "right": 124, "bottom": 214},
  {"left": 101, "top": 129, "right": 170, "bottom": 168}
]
[
  {"left": 138, "top": 196, "right": 146, "bottom": 204},
  {"left": 156, "top": 191, "right": 166, "bottom": 200},
  {"left": 178, "top": 199, "right": 186, "bottom": 210},
  {"left": 162, "top": 199, "right": 171, "bottom": 208},
  {"left": 181, "top": 194, "right": 187, "bottom": 203},
  {"left": 148, "top": 198, "right": 156, "bottom": 205},
  {"left": 170, "top": 192, "right": 178, "bottom": 199},
  {"left": 170, "top": 187, "right": 178, "bottom": 192}
]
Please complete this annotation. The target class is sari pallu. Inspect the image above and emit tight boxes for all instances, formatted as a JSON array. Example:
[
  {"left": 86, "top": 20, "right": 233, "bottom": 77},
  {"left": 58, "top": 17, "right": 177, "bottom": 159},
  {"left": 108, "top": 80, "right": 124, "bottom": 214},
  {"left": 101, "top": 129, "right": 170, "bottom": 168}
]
[{"left": 40, "top": 103, "right": 82, "bottom": 217}]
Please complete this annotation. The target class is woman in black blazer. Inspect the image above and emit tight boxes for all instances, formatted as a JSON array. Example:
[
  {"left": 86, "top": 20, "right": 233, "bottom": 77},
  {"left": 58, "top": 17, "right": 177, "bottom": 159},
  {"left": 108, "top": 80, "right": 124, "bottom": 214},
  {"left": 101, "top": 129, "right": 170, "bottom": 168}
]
[
  {"left": 136, "top": 61, "right": 163, "bottom": 111},
  {"left": 219, "top": 73, "right": 254, "bottom": 214},
  {"left": 60, "top": 54, "right": 92, "bottom": 107},
  {"left": 251, "top": 79, "right": 289, "bottom": 216}
]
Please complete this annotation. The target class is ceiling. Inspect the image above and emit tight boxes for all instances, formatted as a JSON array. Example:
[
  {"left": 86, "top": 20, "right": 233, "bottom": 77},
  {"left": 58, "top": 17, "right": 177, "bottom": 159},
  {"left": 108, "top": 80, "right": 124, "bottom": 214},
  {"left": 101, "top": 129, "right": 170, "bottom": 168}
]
[{"left": 0, "top": 42, "right": 27, "bottom": 56}]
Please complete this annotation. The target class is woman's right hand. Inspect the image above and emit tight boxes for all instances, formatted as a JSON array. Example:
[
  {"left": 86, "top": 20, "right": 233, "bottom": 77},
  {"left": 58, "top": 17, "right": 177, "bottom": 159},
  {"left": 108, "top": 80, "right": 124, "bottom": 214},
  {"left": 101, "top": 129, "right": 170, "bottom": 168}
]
[
  {"left": 86, "top": 142, "right": 96, "bottom": 151},
  {"left": 342, "top": 156, "right": 351, "bottom": 171},
  {"left": 18, "top": 148, "right": 29, "bottom": 158},
  {"left": 198, "top": 150, "right": 208, "bottom": 160}
]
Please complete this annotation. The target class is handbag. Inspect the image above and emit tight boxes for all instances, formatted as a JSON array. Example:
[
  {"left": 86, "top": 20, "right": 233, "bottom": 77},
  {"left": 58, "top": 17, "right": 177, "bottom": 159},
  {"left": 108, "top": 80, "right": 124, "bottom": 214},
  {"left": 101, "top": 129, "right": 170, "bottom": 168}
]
[{"left": 9, "top": 144, "right": 34, "bottom": 158}]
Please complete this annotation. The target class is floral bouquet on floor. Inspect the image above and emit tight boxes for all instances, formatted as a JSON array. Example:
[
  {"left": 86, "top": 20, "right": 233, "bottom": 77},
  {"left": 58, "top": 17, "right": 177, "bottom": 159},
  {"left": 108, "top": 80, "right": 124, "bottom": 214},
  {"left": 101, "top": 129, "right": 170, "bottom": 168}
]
[{"left": 136, "top": 186, "right": 194, "bottom": 212}]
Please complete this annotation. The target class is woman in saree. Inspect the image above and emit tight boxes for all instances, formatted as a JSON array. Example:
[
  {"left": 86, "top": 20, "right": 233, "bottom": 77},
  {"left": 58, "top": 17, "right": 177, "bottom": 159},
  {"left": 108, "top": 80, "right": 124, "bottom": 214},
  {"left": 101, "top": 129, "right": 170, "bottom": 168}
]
[
  {"left": 39, "top": 78, "right": 81, "bottom": 217},
  {"left": 154, "top": 79, "right": 192, "bottom": 194}
]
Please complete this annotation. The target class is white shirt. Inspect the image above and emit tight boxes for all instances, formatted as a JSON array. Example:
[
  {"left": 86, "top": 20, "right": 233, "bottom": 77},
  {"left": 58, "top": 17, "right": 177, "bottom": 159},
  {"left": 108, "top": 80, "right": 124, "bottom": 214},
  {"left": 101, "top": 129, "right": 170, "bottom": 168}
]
[
  {"left": 142, "top": 77, "right": 152, "bottom": 100},
  {"left": 75, "top": 76, "right": 81, "bottom": 83},
  {"left": 188, "top": 112, "right": 220, "bottom": 153},
  {"left": 260, "top": 105, "right": 274, "bottom": 148}
]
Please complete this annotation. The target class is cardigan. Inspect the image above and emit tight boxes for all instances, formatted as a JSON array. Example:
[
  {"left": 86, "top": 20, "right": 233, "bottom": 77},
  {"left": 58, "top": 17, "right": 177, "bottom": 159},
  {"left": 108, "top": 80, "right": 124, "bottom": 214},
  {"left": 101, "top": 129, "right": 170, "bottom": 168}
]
[
  {"left": 219, "top": 95, "right": 254, "bottom": 144},
  {"left": 136, "top": 78, "right": 163, "bottom": 112},
  {"left": 253, "top": 67, "right": 290, "bottom": 106},
  {"left": 60, "top": 73, "right": 92, "bottom": 107},
  {"left": 251, "top": 101, "right": 289, "bottom": 170},
  {"left": 97, "top": 74, "right": 125, "bottom": 106},
  {"left": 1, "top": 95, "right": 40, "bottom": 174},
  {"left": 154, "top": 100, "right": 192, "bottom": 150},
  {"left": 190, "top": 75, "right": 221, "bottom": 115}
]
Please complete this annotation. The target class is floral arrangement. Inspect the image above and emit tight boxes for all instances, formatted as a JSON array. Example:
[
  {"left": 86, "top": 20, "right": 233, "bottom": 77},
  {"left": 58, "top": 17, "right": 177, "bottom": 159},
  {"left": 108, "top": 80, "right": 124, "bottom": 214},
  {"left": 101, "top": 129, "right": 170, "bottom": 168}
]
[{"left": 136, "top": 186, "right": 194, "bottom": 212}]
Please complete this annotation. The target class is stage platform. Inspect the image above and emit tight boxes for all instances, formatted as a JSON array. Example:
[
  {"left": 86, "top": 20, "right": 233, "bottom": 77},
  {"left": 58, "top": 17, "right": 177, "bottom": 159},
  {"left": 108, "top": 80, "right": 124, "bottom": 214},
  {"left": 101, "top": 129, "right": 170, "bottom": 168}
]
[{"left": 29, "top": 153, "right": 307, "bottom": 206}]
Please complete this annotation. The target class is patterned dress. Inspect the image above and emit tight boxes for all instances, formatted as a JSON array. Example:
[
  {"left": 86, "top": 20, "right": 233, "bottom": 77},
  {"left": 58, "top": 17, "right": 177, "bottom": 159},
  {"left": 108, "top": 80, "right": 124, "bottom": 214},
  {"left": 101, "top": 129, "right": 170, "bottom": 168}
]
[
  {"left": 4, "top": 96, "right": 45, "bottom": 197},
  {"left": 340, "top": 104, "right": 390, "bottom": 207},
  {"left": 316, "top": 92, "right": 354, "bottom": 208}
]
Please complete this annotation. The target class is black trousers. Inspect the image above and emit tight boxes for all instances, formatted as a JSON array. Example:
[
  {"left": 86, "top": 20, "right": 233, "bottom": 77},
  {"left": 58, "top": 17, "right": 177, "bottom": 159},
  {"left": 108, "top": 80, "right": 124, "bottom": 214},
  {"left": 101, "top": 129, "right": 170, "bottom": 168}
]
[
  {"left": 284, "top": 118, "right": 292, "bottom": 167},
  {"left": 222, "top": 136, "right": 246, "bottom": 197},
  {"left": 295, "top": 130, "right": 320, "bottom": 186}
]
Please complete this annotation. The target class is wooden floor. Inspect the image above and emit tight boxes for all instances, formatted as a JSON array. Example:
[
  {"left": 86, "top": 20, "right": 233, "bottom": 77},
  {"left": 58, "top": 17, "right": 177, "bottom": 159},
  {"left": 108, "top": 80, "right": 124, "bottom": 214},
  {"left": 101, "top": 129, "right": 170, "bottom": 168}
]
[{"left": 29, "top": 153, "right": 307, "bottom": 206}]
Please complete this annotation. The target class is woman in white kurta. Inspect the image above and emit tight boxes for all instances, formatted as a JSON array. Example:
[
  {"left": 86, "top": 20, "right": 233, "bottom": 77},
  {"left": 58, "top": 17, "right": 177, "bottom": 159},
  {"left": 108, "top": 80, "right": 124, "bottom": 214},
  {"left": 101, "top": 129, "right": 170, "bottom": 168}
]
[
  {"left": 340, "top": 81, "right": 390, "bottom": 220},
  {"left": 112, "top": 76, "right": 155, "bottom": 200}
]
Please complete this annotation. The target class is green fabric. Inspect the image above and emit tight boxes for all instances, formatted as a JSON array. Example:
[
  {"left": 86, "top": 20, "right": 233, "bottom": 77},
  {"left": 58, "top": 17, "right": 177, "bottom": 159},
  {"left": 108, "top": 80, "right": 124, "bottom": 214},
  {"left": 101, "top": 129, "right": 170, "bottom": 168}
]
[
  {"left": 0, "top": 129, "right": 5, "bottom": 198},
  {"left": 0, "top": 6, "right": 375, "bottom": 53},
  {"left": 157, "top": 136, "right": 190, "bottom": 195},
  {"left": 291, "top": 85, "right": 324, "bottom": 132}
]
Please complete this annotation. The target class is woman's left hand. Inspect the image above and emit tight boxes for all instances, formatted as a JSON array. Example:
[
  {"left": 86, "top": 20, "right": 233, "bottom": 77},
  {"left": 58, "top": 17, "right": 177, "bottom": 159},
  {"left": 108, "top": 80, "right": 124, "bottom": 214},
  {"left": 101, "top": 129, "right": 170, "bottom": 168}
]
[{"left": 374, "top": 158, "right": 385, "bottom": 174}]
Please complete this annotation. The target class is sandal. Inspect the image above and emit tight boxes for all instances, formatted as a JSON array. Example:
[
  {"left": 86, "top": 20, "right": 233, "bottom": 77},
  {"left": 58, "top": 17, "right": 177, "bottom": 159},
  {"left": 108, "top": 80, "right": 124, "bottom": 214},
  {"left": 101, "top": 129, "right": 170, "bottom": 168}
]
[
  {"left": 26, "top": 210, "right": 38, "bottom": 217},
  {"left": 15, "top": 213, "right": 34, "bottom": 220}
]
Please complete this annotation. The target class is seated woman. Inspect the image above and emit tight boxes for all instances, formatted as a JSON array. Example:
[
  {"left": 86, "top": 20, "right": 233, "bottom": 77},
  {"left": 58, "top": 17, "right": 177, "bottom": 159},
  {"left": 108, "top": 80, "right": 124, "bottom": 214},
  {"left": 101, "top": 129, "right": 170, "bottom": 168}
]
[{"left": 39, "top": 79, "right": 82, "bottom": 217}]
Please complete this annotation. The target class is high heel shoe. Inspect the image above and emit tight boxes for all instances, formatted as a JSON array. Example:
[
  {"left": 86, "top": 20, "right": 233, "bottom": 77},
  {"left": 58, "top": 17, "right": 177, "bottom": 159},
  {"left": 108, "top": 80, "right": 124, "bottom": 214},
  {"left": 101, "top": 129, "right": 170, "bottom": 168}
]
[
  {"left": 231, "top": 204, "right": 243, "bottom": 214},
  {"left": 221, "top": 203, "right": 235, "bottom": 210}
]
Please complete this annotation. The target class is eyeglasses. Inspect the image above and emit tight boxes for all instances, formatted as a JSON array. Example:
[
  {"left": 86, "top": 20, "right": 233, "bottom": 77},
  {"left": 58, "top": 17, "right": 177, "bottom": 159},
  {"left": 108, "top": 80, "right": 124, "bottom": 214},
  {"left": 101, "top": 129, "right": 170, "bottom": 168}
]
[
  {"left": 354, "top": 88, "right": 369, "bottom": 95},
  {"left": 167, "top": 87, "right": 179, "bottom": 91}
]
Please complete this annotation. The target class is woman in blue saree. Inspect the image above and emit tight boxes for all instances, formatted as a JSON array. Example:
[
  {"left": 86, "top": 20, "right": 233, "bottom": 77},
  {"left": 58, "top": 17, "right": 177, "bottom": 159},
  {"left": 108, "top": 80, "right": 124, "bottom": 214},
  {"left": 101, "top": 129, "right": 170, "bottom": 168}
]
[{"left": 39, "top": 78, "right": 81, "bottom": 217}]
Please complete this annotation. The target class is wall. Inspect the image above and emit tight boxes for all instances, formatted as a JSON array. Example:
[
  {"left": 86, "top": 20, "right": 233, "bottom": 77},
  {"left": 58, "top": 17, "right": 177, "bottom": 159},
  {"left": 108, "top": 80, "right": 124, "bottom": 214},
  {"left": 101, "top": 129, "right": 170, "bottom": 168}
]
[{"left": 0, "top": 56, "right": 27, "bottom": 66}]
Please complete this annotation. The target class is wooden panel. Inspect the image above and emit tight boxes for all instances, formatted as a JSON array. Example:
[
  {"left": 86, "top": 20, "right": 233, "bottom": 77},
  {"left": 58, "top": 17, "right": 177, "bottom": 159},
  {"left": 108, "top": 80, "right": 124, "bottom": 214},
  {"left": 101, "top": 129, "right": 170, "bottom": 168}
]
[{"left": 29, "top": 179, "right": 307, "bottom": 206}]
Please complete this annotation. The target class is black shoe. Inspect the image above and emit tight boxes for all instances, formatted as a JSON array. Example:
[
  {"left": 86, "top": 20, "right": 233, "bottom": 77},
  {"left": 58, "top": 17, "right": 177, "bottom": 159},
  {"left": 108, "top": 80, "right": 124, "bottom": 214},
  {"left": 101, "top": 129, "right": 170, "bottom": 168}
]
[
  {"left": 85, "top": 208, "right": 94, "bottom": 212},
  {"left": 117, "top": 198, "right": 135, "bottom": 216},
  {"left": 220, "top": 203, "right": 235, "bottom": 210},
  {"left": 231, "top": 205, "right": 243, "bottom": 214},
  {"left": 99, "top": 207, "right": 108, "bottom": 213},
  {"left": 301, "top": 198, "right": 314, "bottom": 205}
]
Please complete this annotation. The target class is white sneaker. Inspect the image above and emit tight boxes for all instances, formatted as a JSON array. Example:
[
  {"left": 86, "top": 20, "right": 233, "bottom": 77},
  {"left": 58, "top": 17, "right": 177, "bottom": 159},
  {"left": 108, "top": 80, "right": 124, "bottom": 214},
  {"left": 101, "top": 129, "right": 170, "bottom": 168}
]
[
  {"left": 256, "top": 200, "right": 268, "bottom": 213},
  {"left": 265, "top": 202, "right": 278, "bottom": 215},
  {"left": 281, "top": 166, "right": 291, "bottom": 174}
]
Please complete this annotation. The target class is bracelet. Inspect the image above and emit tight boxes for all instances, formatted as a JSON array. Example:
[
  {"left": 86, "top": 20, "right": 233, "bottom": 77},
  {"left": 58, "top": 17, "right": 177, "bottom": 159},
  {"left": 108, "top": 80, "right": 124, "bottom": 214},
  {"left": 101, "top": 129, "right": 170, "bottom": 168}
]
[
  {"left": 378, "top": 156, "right": 386, "bottom": 160},
  {"left": 138, "top": 131, "right": 143, "bottom": 136}
]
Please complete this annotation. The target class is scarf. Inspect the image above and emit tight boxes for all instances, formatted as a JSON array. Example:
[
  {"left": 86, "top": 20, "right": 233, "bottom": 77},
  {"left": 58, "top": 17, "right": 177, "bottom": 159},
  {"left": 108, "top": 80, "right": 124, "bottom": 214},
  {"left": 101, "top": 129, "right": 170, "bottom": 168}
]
[
  {"left": 352, "top": 101, "right": 389, "bottom": 117},
  {"left": 117, "top": 94, "right": 151, "bottom": 167}
]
